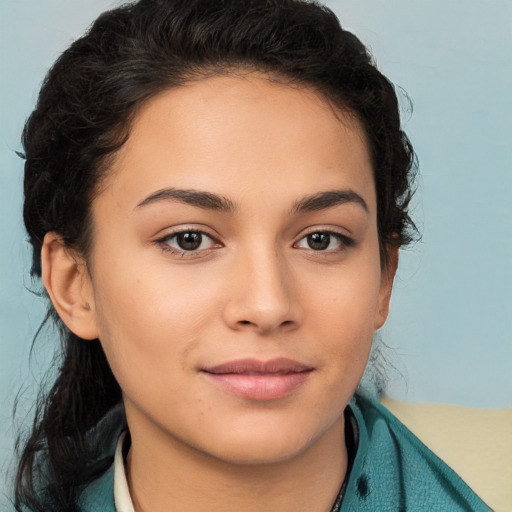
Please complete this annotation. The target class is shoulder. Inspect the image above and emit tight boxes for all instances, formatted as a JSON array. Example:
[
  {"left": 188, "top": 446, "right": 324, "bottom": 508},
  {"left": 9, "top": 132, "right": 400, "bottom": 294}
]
[
  {"left": 77, "top": 405, "right": 126, "bottom": 512},
  {"left": 8, "top": 463, "right": 116, "bottom": 512},
  {"left": 341, "top": 393, "right": 492, "bottom": 512},
  {"left": 77, "top": 464, "right": 117, "bottom": 512},
  {"left": 16, "top": 404, "right": 126, "bottom": 512}
]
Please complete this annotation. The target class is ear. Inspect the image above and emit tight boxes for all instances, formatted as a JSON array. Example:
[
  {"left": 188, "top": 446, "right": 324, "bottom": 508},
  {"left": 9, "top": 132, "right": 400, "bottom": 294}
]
[
  {"left": 41, "top": 232, "right": 99, "bottom": 340},
  {"left": 374, "top": 246, "right": 399, "bottom": 330}
]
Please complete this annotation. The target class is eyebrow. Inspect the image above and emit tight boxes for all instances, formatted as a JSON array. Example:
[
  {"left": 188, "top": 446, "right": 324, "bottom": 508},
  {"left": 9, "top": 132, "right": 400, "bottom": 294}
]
[
  {"left": 136, "top": 188, "right": 236, "bottom": 212},
  {"left": 136, "top": 187, "right": 368, "bottom": 215},
  {"left": 291, "top": 189, "right": 369, "bottom": 214}
]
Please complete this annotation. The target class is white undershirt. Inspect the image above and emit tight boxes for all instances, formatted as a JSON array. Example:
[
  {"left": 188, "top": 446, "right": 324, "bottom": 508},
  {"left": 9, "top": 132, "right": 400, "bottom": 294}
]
[{"left": 113, "top": 431, "right": 135, "bottom": 512}]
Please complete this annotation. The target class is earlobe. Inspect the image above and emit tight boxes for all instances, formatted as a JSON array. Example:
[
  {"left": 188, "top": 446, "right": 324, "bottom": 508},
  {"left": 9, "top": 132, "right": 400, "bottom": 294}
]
[
  {"left": 374, "top": 246, "right": 399, "bottom": 330},
  {"left": 41, "top": 232, "right": 99, "bottom": 340}
]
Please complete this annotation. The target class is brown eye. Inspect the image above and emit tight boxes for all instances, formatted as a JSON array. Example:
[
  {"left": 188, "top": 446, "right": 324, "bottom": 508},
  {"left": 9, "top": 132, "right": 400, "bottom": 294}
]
[
  {"left": 158, "top": 230, "right": 219, "bottom": 254},
  {"left": 176, "top": 232, "right": 203, "bottom": 250},
  {"left": 295, "top": 231, "right": 354, "bottom": 252},
  {"left": 307, "top": 232, "right": 330, "bottom": 250}
]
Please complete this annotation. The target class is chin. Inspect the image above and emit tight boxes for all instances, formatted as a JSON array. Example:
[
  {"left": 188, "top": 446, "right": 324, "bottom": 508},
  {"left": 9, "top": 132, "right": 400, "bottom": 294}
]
[
  {"left": 208, "top": 438, "right": 311, "bottom": 466},
  {"left": 195, "top": 417, "right": 339, "bottom": 466}
]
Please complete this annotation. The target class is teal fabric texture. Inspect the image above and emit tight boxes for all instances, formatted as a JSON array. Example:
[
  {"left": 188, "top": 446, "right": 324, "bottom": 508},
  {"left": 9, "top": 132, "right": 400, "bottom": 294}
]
[
  {"left": 66, "top": 394, "right": 493, "bottom": 511},
  {"left": 340, "top": 394, "right": 490, "bottom": 511}
]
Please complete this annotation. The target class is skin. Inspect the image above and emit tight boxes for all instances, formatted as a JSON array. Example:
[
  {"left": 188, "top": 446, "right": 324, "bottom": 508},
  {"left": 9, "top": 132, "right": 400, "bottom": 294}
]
[{"left": 42, "top": 74, "right": 397, "bottom": 512}]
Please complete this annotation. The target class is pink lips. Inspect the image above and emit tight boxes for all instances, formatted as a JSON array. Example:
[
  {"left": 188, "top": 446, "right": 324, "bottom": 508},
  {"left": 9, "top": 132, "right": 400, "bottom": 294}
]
[{"left": 201, "top": 358, "right": 313, "bottom": 400}]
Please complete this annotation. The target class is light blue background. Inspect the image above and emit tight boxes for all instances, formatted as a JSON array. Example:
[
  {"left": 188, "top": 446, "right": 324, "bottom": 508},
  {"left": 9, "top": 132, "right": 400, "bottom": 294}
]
[{"left": 1, "top": 0, "right": 511, "bottom": 507}]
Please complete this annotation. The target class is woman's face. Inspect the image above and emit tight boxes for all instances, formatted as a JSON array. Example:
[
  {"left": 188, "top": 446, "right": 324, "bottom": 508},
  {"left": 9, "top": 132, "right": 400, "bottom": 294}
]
[{"left": 83, "top": 74, "right": 394, "bottom": 464}]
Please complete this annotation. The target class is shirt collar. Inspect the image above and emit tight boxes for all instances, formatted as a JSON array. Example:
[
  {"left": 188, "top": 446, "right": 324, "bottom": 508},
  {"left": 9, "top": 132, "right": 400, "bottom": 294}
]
[{"left": 113, "top": 431, "right": 135, "bottom": 512}]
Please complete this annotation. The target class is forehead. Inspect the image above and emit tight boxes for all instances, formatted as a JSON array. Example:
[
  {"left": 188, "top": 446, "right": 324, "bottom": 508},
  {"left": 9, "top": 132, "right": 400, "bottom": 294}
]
[{"left": 103, "top": 74, "right": 375, "bottom": 212}]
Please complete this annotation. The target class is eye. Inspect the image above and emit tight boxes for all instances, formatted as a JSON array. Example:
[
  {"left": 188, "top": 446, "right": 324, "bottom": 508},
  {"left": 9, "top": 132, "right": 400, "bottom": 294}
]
[
  {"left": 157, "top": 230, "right": 220, "bottom": 254},
  {"left": 295, "top": 231, "right": 353, "bottom": 252}
]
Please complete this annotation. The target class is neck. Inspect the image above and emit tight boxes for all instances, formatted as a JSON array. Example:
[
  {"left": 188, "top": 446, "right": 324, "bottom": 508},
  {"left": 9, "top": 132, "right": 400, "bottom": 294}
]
[{"left": 125, "top": 413, "right": 347, "bottom": 512}]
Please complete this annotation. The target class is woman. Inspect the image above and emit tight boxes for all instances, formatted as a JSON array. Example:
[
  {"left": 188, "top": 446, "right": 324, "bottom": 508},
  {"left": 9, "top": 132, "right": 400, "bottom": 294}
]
[{"left": 14, "top": 0, "right": 491, "bottom": 510}]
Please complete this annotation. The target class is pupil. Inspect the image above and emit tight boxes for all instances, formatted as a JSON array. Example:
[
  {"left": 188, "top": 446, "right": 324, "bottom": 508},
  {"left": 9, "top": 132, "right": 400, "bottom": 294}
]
[
  {"left": 308, "top": 233, "right": 330, "bottom": 250},
  {"left": 177, "top": 232, "right": 202, "bottom": 250}
]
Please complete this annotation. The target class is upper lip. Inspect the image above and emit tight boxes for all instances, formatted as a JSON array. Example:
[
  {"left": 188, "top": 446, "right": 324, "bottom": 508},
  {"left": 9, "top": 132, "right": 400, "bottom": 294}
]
[{"left": 202, "top": 357, "right": 313, "bottom": 375}]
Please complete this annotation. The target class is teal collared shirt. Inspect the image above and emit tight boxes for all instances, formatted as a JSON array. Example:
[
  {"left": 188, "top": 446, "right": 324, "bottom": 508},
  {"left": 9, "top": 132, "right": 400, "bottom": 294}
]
[{"left": 77, "top": 393, "right": 491, "bottom": 512}]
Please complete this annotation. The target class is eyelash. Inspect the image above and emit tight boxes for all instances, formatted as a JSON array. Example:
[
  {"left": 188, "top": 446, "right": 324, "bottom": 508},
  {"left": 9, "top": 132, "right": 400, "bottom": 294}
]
[
  {"left": 156, "top": 229, "right": 220, "bottom": 258},
  {"left": 155, "top": 228, "right": 355, "bottom": 258},
  {"left": 294, "top": 230, "right": 355, "bottom": 253}
]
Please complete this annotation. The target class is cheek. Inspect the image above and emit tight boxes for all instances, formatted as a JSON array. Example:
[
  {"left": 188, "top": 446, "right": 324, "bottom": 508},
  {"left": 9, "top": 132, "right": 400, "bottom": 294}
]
[
  {"left": 89, "top": 255, "right": 227, "bottom": 446},
  {"left": 89, "top": 248, "right": 218, "bottom": 391},
  {"left": 300, "top": 256, "right": 382, "bottom": 373},
  {"left": 304, "top": 259, "right": 382, "bottom": 333}
]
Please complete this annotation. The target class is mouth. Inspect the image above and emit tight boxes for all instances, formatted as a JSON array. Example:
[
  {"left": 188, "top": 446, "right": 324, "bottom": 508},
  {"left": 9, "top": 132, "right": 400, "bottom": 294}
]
[{"left": 201, "top": 358, "right": 314, "bottom": 401}]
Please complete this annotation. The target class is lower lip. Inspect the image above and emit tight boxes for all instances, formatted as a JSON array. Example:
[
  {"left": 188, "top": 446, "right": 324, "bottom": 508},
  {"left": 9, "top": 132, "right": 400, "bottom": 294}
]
[{"left": 202, "top": 371, "right": 312, "bottom": 400}]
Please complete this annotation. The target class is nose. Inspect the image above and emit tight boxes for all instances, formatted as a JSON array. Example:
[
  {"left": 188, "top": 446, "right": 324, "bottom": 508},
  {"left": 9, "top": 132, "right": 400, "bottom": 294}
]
[{"left": 222, "top": 245, "right": 302, "bottom": 335}]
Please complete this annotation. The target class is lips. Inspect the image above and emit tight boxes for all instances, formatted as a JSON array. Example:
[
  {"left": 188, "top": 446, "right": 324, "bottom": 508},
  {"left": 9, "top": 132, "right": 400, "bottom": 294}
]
[
  {"left": 201, "top": 358, "right": 313, "bottom": 400},
  {"left": 204, "top": 357, "right": 313, "bottom": 375}
]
